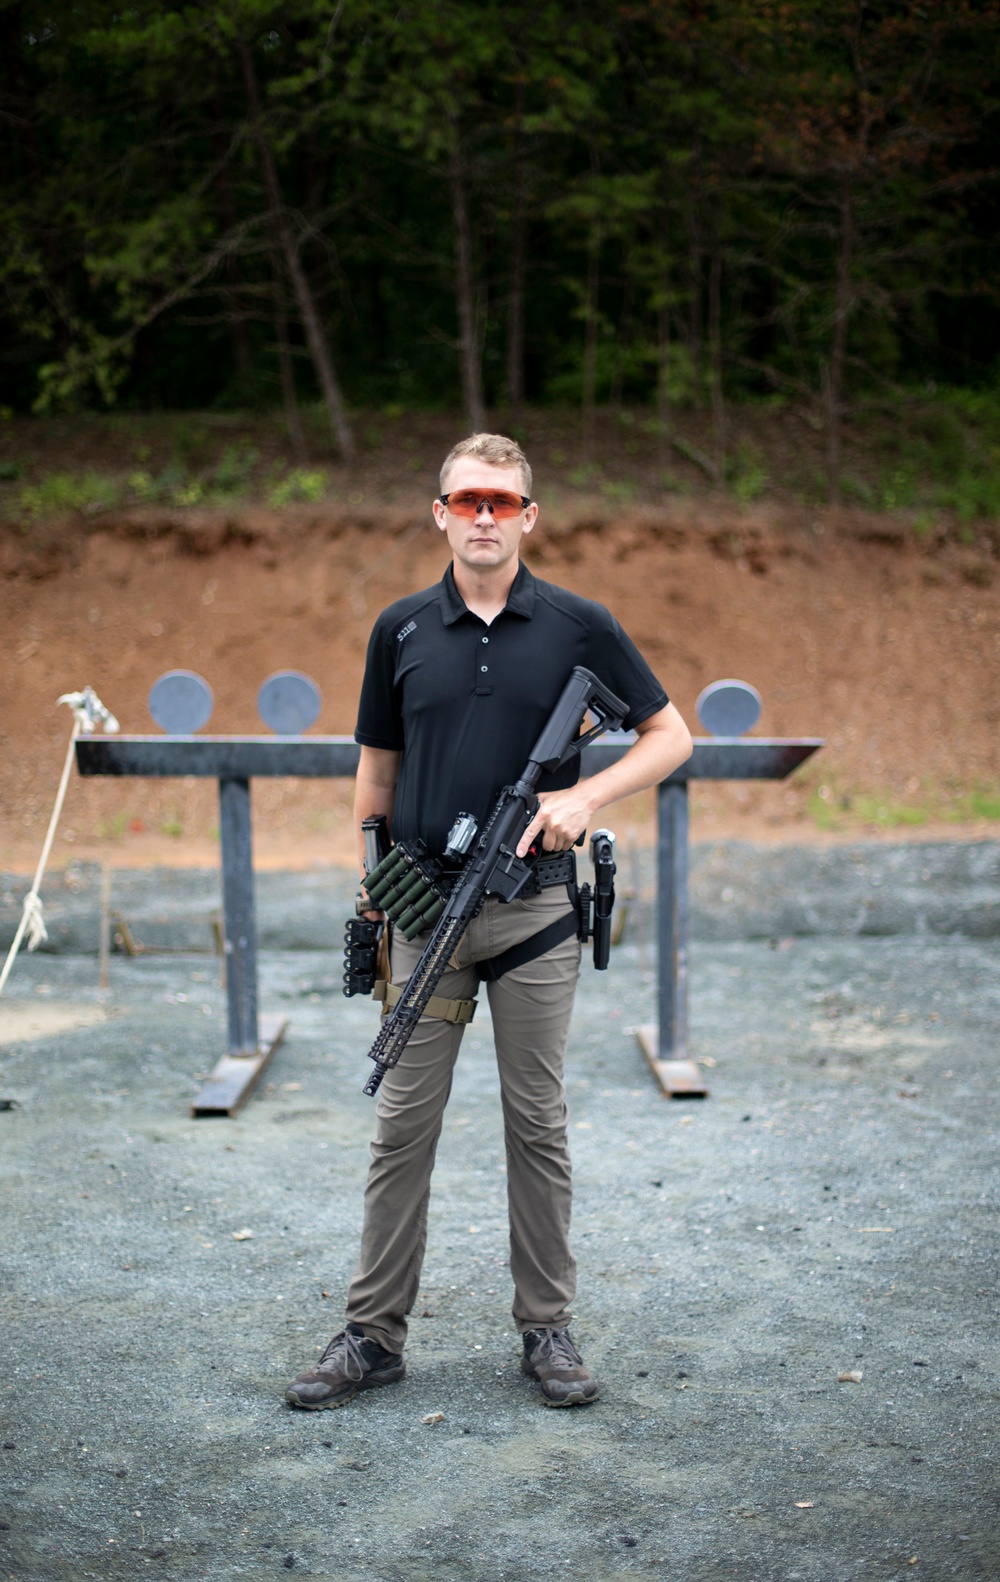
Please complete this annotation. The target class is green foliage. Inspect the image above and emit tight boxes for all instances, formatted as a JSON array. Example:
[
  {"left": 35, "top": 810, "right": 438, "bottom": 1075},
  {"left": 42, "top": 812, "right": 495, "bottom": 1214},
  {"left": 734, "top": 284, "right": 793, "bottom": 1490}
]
[
  {"left": 17, "top": 471, "right": 121, "bottom": 519},
  {"left": 878, "top": 469, "right": 919, "bottom": 513},
  {"left": 265, "top": 466, "right": 327, "bottom": 505},
  {"left": 0, "top": 0, "right": 997, "bottom": 429},
  {"left": 882, "top": 386, "right": 1000, "bottom": 523},
  {"left": 212, "top": 444, "right": 260, "bottom": 495},
  {"left": 727, "top": 441, "right": 768, "bottom": 505}
]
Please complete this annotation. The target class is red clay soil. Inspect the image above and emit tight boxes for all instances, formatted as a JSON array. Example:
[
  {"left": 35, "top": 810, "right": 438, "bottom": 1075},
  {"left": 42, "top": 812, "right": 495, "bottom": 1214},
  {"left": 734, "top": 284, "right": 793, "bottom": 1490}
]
[{"left": 1, "top": 495, "right": 997, "bottom": 873}]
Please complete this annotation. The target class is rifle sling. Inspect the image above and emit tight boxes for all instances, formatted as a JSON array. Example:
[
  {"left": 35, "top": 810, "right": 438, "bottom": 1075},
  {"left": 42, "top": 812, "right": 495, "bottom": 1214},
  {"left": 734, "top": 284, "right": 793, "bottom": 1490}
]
[
  {"left": 373, "top": 908, "right": 579, "bottom": 1022},
  {"left": 476, "top": 909, "right": 579, "bottom": 983}
]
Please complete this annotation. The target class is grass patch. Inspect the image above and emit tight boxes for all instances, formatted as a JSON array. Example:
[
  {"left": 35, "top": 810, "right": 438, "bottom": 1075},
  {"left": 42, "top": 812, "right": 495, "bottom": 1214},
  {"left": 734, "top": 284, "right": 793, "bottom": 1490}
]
[
  {"left": 890, "top": 386, "right": 1000, "bottom": 525},
  {"left": 950, "top": 787, "right": 1000, "bottom": 822},
  {"left": 6, "top": 446, "right": 289, "bottom": 522},
  {"left": 265, "top": 466, "right": 327, "bottom": 507},
  {"left": 17, "top": 470, "right": 121, "bottom": 518},
  {"left": 852, "top": 795, "right": 928, "bottom": 829},
  {"left": 809, "top": 779, "right": 1000, "bottom": 831},
  {"left": 726, "top": 440, "right": 768, "bottom": 504},
  {"left": 0, "top": 395, "right": 997, "bottom": 532},
  {"left": 98, "top": 811, "right": 129, "bottom": 839}
]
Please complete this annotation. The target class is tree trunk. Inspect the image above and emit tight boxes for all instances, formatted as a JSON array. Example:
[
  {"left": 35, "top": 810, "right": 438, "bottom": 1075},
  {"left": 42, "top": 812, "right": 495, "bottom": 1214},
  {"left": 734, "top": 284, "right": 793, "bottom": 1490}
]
[
  {"left": 273, "top": 271, "right": 307, "bottom": 464},
  {"left": 215, "top": 141, "right": 253, "bottom": 378},
  {"left": 506, "top": 85, "right": 527, "bottom": 427},
  {"left": 657, "top": 300, "right": 671, "bottom": 472},
  {"left": 238, "top": 40, "right": 354, "bottom": 461},
  {"left": 688, "top": 151, "right": 704, "bottom": 392},
  {"left": 229, "top": 303, "right": 253, "bottom": 378},
  {"left": 708, "top": 247, "right": 726, "bottom": 481},
  {"left": 450, "top": 135, "right": 486, "bottom": 432},
  {"left": 826, "top": 179, "right": 853, "bottom": 506},
  {"left": 582, "top": 224, "right": 600, "bottom": 458},
  {"left": 610, "top": 271, "right": 634, "bottom": 423},
  {"left": 656, "top": 202, "right": 672, "bottom": 472}
]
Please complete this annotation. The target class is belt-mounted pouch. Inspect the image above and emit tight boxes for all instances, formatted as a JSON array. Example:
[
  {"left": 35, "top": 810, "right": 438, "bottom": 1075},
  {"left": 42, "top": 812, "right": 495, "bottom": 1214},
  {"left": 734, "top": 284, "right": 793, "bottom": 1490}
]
[{"left": 342, "top": 916, "right": 383, "bottom": 997}]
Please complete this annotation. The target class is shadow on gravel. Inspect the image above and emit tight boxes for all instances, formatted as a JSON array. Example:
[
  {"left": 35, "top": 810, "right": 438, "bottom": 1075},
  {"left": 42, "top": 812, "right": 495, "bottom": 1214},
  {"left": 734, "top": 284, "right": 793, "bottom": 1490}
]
[{"left": 0, "top": 859, "right": 998, "bottom": 1580}]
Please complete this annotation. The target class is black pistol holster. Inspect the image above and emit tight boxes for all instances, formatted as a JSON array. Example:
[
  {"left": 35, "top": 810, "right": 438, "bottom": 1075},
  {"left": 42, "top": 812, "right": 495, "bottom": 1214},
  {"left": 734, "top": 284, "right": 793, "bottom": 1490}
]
[{"left": 576, "top": 829, "right": 617, "bottom": 970}]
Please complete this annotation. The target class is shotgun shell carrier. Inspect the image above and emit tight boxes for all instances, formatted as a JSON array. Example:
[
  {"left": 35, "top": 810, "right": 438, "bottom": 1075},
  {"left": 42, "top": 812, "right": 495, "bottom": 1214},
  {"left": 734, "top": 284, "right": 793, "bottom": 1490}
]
[{"left": 362, "top": 840, "right": 446, "bottom": 940}]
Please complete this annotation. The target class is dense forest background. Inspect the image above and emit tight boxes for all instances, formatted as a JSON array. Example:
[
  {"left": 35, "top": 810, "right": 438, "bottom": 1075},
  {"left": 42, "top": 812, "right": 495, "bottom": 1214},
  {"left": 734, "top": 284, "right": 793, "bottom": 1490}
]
[{"left": 2, "top": 0, "right": 999, "bottom": 511}]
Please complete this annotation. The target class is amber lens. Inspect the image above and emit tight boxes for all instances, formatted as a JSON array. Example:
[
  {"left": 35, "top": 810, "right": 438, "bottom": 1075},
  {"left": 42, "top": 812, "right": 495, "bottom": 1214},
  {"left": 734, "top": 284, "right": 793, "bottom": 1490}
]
[{"left": 446, "top": 490, "right": 526, "bottom": 519}]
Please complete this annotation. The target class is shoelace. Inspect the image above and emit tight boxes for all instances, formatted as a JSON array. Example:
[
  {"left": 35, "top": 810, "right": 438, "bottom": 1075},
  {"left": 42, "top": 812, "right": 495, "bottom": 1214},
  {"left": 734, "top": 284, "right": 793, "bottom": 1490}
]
[
  {"left": 318, "top": 1329, "right": 369, "bottom": 1382},
  {"left": 530, "top": 1328, "right": 583, "bottom": 1370}
]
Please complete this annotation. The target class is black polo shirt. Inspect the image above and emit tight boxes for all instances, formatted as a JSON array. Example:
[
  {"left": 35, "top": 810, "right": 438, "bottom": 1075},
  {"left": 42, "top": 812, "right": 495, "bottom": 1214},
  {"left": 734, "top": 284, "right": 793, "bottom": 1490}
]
[{"left": 355, "top": 561, "right": 668, "bottom": 858}]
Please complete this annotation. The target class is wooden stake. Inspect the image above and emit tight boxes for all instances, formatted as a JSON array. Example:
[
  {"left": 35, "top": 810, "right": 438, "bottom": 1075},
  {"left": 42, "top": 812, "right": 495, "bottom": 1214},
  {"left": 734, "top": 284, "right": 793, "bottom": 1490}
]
[{"left": 99, "top": 862, "right": 111, "bottom": 991}]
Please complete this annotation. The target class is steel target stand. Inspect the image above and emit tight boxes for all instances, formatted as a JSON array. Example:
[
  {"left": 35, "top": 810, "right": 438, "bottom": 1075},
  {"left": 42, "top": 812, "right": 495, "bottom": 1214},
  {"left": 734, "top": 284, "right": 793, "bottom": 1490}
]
[
  {"left": 76, "top": 672, "right": 820, "bottom": 1113},
  {"left": 75, "top": 670, "right": 358, "bottom": 1117}
]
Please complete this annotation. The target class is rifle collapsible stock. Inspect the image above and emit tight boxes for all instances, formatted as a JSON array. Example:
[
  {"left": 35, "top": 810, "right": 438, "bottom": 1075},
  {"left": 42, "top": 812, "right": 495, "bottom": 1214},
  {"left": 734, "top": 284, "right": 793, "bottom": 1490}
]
[{"left": 363, "top": 665, "right": 627, "bottom": 1096}]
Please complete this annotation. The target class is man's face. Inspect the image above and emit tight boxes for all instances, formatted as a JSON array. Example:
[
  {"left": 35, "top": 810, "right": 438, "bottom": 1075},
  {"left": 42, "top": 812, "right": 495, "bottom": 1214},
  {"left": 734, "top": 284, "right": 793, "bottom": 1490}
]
[{"left": 432, "top": 457, "right": 538, "bottom": 573}]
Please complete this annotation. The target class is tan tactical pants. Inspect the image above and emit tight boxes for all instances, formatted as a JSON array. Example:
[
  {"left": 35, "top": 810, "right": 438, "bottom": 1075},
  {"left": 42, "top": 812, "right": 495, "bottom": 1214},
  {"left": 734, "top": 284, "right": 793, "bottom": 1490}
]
[{"left": 345, "top": 887, "right": 581, "bottom": 1354}]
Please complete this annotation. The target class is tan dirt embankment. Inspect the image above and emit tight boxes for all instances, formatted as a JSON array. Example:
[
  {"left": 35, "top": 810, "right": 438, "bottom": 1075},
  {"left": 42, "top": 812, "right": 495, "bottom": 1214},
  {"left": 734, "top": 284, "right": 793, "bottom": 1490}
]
[{"left": 1, "top": 496, "right": 997, "bottom": 872}]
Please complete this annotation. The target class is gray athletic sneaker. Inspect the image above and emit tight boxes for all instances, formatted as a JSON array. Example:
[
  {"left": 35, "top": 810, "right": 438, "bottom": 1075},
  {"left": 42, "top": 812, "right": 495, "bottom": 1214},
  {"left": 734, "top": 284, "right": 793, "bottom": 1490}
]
[
  {"left": 285, "top": 1322, "right": 405, "bottom": 1410},
  {"left": 521, "top": 1327, "right": 599, "bottom": 1407}
]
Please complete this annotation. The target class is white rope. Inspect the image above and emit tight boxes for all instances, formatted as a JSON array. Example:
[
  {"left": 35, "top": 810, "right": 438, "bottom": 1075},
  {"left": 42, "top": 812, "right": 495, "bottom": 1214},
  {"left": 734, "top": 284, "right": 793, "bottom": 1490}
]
[{"left": 0, "top": 687, "right": 118, "bottom": 1000}]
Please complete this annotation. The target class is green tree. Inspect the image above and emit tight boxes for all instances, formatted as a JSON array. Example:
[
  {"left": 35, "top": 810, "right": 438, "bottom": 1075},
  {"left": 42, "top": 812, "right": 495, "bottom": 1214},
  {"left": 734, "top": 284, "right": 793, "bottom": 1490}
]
[{"left": 745, "top": 0, "right": 1000, "bottom": 500}]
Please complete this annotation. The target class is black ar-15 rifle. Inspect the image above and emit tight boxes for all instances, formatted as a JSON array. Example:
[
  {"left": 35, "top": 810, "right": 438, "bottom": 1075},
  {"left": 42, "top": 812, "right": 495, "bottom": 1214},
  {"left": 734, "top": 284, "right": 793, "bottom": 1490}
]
[{"left": 362, "top": 665, "right": 627, "bottom": 1096}]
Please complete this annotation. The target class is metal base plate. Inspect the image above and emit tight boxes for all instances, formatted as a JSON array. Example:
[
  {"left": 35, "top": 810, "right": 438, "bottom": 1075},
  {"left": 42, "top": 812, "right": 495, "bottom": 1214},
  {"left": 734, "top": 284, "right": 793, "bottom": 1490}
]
[
  {"left": 635, "top": 1026, "right": 709, "bottom": 1099},
  {"left": 191, "top": 1014, "right": 289, "bottom": 1118}
]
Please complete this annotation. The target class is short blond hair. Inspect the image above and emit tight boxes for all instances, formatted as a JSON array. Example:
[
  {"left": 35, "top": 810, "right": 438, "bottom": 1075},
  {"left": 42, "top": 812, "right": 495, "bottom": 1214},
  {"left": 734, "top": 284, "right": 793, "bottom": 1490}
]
[{"left": 440, "top": 433, "right": 532, "bottom": 497}]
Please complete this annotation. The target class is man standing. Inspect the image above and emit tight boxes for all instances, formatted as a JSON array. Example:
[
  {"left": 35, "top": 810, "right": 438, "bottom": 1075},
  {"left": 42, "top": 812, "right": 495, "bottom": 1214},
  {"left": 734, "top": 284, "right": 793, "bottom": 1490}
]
[{"left": 286, "top": 433, "right": 692, "bottom": 1410}]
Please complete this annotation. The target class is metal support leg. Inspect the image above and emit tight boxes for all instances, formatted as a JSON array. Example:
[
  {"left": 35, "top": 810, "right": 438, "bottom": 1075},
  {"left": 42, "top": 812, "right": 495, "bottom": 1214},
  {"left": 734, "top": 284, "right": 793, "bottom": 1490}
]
[
  {"left": 658, "top": 779, "right": 689, "bottom": 1060},
  {"left": 190, "top": 777, "right": 287, "bottom": 1117},
  {"left": 218, "top": 776, "right": 258, "bottom": 1055},
  {"left": 634, "top": 776, "right": 706, "bottom": 1099}
]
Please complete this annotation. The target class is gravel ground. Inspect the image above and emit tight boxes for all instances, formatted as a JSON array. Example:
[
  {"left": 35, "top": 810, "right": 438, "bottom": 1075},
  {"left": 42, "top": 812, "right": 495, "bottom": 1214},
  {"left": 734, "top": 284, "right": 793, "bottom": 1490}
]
[
  {"left": 0, "top": 867, "right": 998, "bottom": 1581},
  {"left": 3, "top": 841, "right": 999, "bottom": 956}
]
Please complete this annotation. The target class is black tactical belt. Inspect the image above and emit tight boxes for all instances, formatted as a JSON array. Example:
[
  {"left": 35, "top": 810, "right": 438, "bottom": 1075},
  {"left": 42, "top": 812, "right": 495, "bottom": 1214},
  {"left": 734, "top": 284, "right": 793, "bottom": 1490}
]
[
  {"left": 433, "top": 849, "right": 576, "bottom": 898},
  {"left": 519, "top": 851, "right": 577, "bottom": 894}
]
